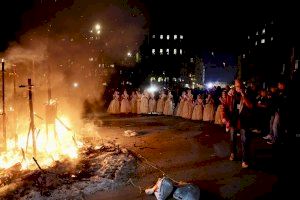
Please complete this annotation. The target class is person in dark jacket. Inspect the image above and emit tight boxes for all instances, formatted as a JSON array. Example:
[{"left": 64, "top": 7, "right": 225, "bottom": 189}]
[{"left": 225, "top": 79, "right": 254, "bottom": 168}]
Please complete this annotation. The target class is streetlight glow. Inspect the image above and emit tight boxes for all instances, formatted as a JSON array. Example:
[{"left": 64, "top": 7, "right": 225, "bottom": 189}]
[
  {"left": 127, "top": 52, "right": 132, "bottom": 57},
  {"left": 95, "top": 24, "right": 101, "bottom": 30}
]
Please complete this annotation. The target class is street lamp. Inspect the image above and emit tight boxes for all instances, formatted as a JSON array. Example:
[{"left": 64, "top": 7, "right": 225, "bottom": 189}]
[
  {"left": 90, "top": 23, "right": 101, "bottom": 37},
  {"left": 94, "top": 23, "right": 101, "bottom": 35}
]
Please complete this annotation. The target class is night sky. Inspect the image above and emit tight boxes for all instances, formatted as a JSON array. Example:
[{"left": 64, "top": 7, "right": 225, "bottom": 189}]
[{"left": 0, "top": 0, "right": 298, "bottom": 53}]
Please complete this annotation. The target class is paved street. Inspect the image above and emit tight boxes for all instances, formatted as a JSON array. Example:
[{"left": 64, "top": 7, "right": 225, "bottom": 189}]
[{"left": 86, "top": 114, "right": 290, "bottom": 200}]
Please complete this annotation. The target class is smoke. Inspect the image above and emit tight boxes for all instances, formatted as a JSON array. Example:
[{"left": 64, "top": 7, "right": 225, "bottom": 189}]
[{"left": 0, "top": 0, "right": 147, "bottom": 133}]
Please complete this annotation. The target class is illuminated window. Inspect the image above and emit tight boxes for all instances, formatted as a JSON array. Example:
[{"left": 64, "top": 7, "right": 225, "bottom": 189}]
[
  {"left": 256, "top": 31, "right": 259, "bottom": 36},
  {"left": 271, "top": 37, "right": 274, "bottom": 41},
  {"left": 160, "top": 35, "right": 163, "bottom": 39},
  {"left": 179, "top": 49, "right": 182, "bottom": 55},
  {"left": 160, "top": 49, "right": 163, "bottom": 55},
  {"left": 248, "top": 35, "right": 250, "bottom": 40},
  {"left": 243, "top": 54, "right": 246, "bottom": 58},
  {"left": 261, "top": 38, "right": 265, "bottom": 44},
  {"left": 152, "top": 35, "right": 155, "bottom": 39},
  {"left": 255, "top": 41, "right": 258, "bottom": 46},
  {"left": 190, "top": 58, "right": 194, "bottom": 62},
  {"left": 173, "top": 49, "right": 177, "bottom": 55},
  {"left": 166, "top": 35, "right": 170, "bottom": 40},
  {"left": 166, "top": 49, "right": 169, "bottom": 55},
  {"left": 174, "top": 35, "right": 177, "bottom": 40},
  {"left": 262, "top": 28, "right": 265, "bottom": 34},
  {"left": 152, "top": 49, "right": 155, "bottom": 55},
  {"left": 180, "top": 35, "right": 183, "bottom": 39}
]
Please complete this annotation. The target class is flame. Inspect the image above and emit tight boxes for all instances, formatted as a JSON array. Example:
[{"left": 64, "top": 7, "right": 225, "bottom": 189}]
[{"left": 0, "top": 115, "right": 81, "bottom": 170}]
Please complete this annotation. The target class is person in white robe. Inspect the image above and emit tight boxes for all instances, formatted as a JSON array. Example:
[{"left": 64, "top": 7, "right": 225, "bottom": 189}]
[
  {"left": 130, "top": 91, "right": 137, "bottom": 114},
  {"left": 120, "top": 89, "right": 131, "bottom": 114},
  {"left": 107, "top": 91, "right": 120, "bottom": 114},
  {"left": 203, "top": 93, "right": 215, "bottom": 122},
  {"left": 191, "top": 94, "right": 204, "bottom": 120},
  {"left": 156, "top": 90, "right": 166, "bottom": 114},
  {"left": 148, "top": 93, "right": 157, "bottom": 114},
  {"left": 181, "top": 90, "right": 194, "bottom": 119},
  {"left": 163, "top": 90, "right": 174, "bottom": 115},
  {"left": 175, "top": 91, "right": 186, "bottom": 117},
  {"left": 140, "top": 90, "right": 150, "bottom": 114}
]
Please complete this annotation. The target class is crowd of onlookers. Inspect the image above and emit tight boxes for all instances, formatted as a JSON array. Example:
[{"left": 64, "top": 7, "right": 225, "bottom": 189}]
[{"left": 106, "top": 79, "right": 289, "bottom": 168}]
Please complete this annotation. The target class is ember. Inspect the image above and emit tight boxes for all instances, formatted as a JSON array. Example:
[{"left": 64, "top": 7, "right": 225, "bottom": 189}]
[{"left": 0, "top": 141, "right": 136, "bottom": 199}]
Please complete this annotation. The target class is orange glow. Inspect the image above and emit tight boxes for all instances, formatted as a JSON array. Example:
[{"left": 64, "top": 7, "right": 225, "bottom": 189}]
[{"left": 0, "top": 115, "right": 82, "bottom": 170}]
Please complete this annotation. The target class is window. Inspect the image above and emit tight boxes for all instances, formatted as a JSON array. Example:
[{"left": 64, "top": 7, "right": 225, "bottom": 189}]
[
  {"left": 160, "top": 49, "right": 163, "bottom": 55},
  {"left": 174, "top": 35, "right": 177, "bottom": 40},
  {"left": 255, "top": 41, "right": 258, "bottom": 46},
  {"left": 180, "top": 35, "right": 183, "bottom": 39},
  {"left": 166, "top": 35, "right": 170, "bottom": 40},
  {"left": 248, "top": 35, "right": 250, "bottom": 40},
  {"left": 262, "top": 28, "right": 265, "bottom": 34},
  {"left": 179, "top": 49, "right": 182, "bottom": 55},
  {"left": 152, "top": 49, "right": 155, "bottom": 55},
  {"left": 160, "top": 35, "right": 163, "bottom": 39},
  {"left": 271, "top": 37, "right": 274, "bottom": 41},
  {"left": 242, "top": 54, "right": 246, "bottom": 58},
  {"left": 190, "top": 58, "right": 194, "bottom": 63},
  {"left": 256, "top": 31, "right": 259, "bottom": 36},
  {"left": 166, "top": 49, "right": 169, "bottom": 55},
  {"left": 261, "top": 38, "right": 265, "bottom": 44},
  {"left": 152, "top": 35, "right": 155, "bottom": 39},
  {"left": 173, "top": 49, "right": 177, "bottom": 55}
]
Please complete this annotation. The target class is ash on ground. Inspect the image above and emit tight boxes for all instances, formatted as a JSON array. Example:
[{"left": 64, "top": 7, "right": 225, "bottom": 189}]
[{"left": 0, "top": 141, "right": 136, "bottom": 200}]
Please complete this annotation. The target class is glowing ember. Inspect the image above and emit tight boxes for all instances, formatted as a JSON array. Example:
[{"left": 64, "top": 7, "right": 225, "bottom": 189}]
[{"left": 0, "top": 115, "right": 81, "bottom": 170}]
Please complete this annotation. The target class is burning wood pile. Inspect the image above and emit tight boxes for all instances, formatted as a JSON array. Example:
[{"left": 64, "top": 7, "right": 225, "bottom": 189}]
[
  {"left": 0, "top": 61, "right": 137, "bottom": 199},
  {"left": 0, "top": 139, "right": 136, "bottom": 200}
]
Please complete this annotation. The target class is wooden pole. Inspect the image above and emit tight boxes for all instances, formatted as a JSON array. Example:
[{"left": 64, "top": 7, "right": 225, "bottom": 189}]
[
  {"left": 13, "top": 65, "right": 18, "bottom": 146},
  {"left": 2, "top": 61, "right": 6, "bottom": 151},
  {"left": 28, "top": 79, "right": 37, "bottom": 157},
  {"left": 46, "top": 65, "right": 52, "bottom": 140},
  {"left": 47, "top": 65, "right": 52, "bottom": 103}
]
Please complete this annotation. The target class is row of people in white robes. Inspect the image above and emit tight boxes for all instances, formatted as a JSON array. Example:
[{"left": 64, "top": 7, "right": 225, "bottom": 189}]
[
  {"left": 107, "top": 89, "right": 224, "bottom": 125},
  {"left": 107, "top": 90, "right": 173, "bottom": 115},
  {"left": 175, "top": 90, "right": 221, "bottom": 123}
]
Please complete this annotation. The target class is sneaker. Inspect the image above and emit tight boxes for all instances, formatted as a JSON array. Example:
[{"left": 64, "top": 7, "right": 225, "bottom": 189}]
[
  {"left": 242, "top": 162, "right": 249, "bottom": 168},
  {"left": 145, "top": 188, "right": 155, "bottom": 195},
  {"left": 252, "top": 129, "right": 261, "bottom": 134},
  {"left": 263, "top": 134, "right": 273, "bottom": 140},
  {"left": 267, "top": 140, "right": 274, "bottom": 145},
  {"left": 229, "top": 153, "right": 235, "bottom": 161}
]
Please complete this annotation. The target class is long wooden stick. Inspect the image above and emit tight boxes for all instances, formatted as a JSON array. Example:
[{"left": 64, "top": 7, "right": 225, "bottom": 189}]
[
  {"left": 2, "top": 61, "right": 6, "bottom": 151},
  {"left": 28, "top": 79, "right": 37, "bottom": 158}
]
